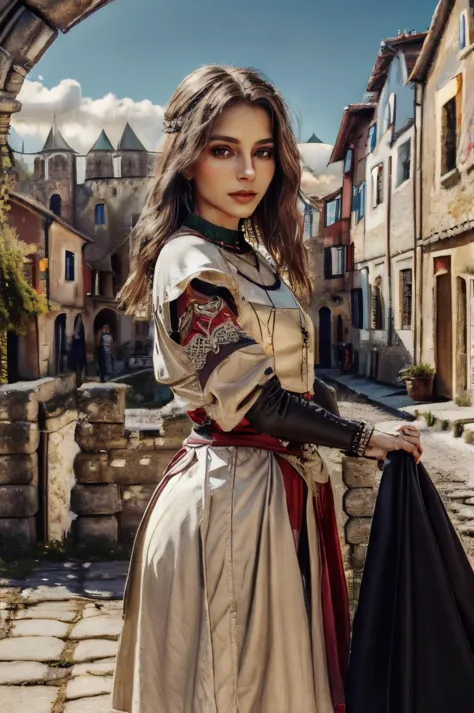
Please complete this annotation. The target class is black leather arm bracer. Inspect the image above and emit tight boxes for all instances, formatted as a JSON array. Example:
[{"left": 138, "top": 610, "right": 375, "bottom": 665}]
[{"left": 246, "top": 376, "right": 362, "bottom": 452}]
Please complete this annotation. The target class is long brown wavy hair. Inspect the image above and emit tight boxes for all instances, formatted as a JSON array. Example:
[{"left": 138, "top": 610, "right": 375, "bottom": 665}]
[{"left": 120, "top": 65, "right": 311, "bottom": 313}]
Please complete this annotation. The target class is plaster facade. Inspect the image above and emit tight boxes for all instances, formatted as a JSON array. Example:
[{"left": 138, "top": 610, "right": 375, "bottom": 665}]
[{"left": 412, "top": 0, "right": 474, "bottom": 399}]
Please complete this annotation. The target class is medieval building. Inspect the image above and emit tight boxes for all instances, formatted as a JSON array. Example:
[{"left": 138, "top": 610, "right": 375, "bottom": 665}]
[{"left": 12, "top": 120, "right": 156, "bottom": 377}]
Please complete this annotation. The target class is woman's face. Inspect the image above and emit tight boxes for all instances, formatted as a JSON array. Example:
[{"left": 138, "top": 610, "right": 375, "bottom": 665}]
[{"left": 189, "top": 101, "right": 276, "bottom": 230}]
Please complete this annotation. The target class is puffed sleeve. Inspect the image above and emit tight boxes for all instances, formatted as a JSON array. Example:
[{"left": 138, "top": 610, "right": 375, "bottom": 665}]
[{"left": 154, "top": 235, "right": 274, "bottom": 431}]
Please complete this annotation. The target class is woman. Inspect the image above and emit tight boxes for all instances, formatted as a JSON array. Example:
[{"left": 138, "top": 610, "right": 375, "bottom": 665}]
[
  {"left": 113, "top": 65, "right": 422, "bottom": 713},
  {"left": 68, "top": 313, "right": 87, "bottom": 386}
]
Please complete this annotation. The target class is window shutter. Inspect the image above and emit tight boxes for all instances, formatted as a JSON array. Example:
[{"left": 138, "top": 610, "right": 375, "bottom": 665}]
[
  {"left": 347, "top": 243, "right": 355, "bottom": 272},
  {"left": 359, "top": 182, "right": 366, "bottom": 219},
  {"left": 324, "top": 247, "right": 332, "bottom": 279}
]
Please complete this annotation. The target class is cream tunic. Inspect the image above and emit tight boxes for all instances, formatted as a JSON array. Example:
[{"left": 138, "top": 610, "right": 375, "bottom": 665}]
[{"left": 113, "top": 234, "right": 335, "bottom": 713}]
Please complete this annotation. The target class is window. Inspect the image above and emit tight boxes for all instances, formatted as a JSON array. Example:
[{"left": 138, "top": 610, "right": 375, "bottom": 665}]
[
  {"left": 383, "top": 94, "right": 395, "bottom": 133},
  {"left": 344, "top": 148, "right": 354, "bottom": 174},
  {"left": 323, "top": 245, "right": 347, "bottom": 279},
  {"left": 351, "top": 289, "right": 364, "bottom": 329},
  {"left": 325, "top": 194, "right": 341, "bottom": 226},
  {"left": 303, "top": 202, "right": 314, "bottom": 237},
  {"left": 460, "top": 12, "right": 467, "bottom": 50},
  {"left": 371, "top": 164, "right": 384, "bottom": 207},
  {"left": 49, "top": 194, "right": 61, "bottom": 217},
  {"left": 396, "top": 140, "right": 411, "bottom": 186},
  {"left": 65, "top": 251, "right": 75, "bottom": 282},
  {"left": 352, "top": 182, "right": 366, "bottom": 222},
  {"left": 441, "top": 97, "right": 458, "bottom": 175},
  {"left": 399, "top": 269, "right": 413, "bottom": 329},
  {"left": 367, "top": 124, "right": 377, "bottom": 153},
  {"left": 95, "top": 203, "right": 106, "bottom": 225},
  {"left": 371, "top": 285, "right": 383, "bottom": 330}
]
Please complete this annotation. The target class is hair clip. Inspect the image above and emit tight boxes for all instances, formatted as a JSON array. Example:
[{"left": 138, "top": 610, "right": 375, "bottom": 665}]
[{"left": 163, "top": 116, "right": 184, "bottom": 134}]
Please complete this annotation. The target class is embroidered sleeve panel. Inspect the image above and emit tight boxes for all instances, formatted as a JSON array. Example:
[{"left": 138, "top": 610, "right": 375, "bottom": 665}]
[{"left": 177, "top": 281, "right": 258, "bottom": 389}]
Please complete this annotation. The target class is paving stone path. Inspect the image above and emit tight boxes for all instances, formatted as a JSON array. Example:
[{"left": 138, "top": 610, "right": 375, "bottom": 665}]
[{"left": 0, "top": 561, "right": 127, "bottom": 713}]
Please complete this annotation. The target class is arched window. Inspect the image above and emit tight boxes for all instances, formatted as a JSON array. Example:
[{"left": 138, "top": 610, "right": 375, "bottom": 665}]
[
  {"left": 95, "top": 203, "right": 106, "bottom": 225},
  {"left": 49, "top": 194, "right": 61, "bottom": 217}
]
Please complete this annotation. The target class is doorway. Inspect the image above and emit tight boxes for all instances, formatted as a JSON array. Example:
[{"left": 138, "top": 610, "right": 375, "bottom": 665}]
[
  {"left": 319, "top": 306, "right": 332, "bottom": 367},
  {"left": 435, "top": 267, "right": 453, "bottom": 398},
  {"left": 456, "top": 277, "right": 468, "bottom": 396}
]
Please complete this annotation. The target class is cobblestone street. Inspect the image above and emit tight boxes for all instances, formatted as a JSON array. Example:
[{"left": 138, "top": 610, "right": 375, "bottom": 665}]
[{"left": 1, "top": 387, "right": 473, "bottom": 712}]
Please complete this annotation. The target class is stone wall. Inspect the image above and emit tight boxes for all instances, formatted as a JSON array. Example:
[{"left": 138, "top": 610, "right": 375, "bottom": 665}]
[
  {"left": 72, "top": 384, "right": 191, "bottom": 549},
  {"left": 342, "top": 456, "right": 378, "bottom": 570},
  {"left": 0, "top": 375, "right": 76, "bottom": 557}
]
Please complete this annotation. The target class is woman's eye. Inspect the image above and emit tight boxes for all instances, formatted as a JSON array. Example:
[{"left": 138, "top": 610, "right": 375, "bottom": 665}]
[
  {"left": 211, "top": 146, "right": 233, "bottom": 158},
  {"left": 256, "top": 148, "right": 274, "bottom": 160}
]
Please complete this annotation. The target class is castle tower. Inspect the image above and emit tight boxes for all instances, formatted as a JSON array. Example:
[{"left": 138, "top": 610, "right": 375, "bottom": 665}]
[
  {"left": 85, "top": 130, "right": 114, "bottom": 180},
  {"left": 116, "top": 122, "right": 148, "bottom": 178},
  {"left": 31, "top": 118, "right": 77, "bottom": 222}
]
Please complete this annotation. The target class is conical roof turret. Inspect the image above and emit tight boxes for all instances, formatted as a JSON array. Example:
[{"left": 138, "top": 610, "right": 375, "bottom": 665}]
[{"left": 117, "top": 122, "right": 146, "bottom": 151}]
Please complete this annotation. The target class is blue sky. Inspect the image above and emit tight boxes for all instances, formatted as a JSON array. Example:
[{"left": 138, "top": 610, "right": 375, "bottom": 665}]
[{"left": 28, "top": 0, "right": 437, "bottom": 145}]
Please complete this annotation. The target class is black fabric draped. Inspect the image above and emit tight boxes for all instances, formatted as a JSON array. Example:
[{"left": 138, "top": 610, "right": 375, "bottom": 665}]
[{"left": 346, "top": 451, "right": 474, "bottom": 713}]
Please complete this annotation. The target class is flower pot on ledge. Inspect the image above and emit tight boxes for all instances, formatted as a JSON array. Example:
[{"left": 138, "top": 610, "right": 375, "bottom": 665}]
[{"left": 402, "top": 364, "right": 435, "bottom": 402}]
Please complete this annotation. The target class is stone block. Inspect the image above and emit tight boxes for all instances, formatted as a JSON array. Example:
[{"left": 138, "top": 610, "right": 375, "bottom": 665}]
[
  {"left": 0, "top": 421, "right": 39, "bottom": 455},
  {"left": 0, "top": 387, "right": 38, "bottom": 422},
  {"left": 0, "top": 517, "right": 36, "bottom": 557},
  {"left": 75, "top": 422, "right": 128, "bottom": 452},
  {"left": 352, "top": 544, "right": 368, "bottom": 571},
  {"left": 344, "top": 488, "right": 376, "bottom": 518},
  {"left": 0, "top": 486, "right": 38, "bottom": 517},
  {"left": 76, "top": 517, "right": 118, "bottom": 545},
  {"left": 345, "top": 517, "right": 372, "bottom": 546},
  {"left": 0, "top": 454, "right": 37, "bottom": 485},
  {"left": 71, "top": 484, "right": 122, "bottom": 516},
  {"left": 104, "top": 449, "right": 174, "bottom": 485},
  {"left": 74, "top": 453, "right": 109, "bottom": 483},
  {"left": 77, "top": 384, "right": 128, "bottom": 424},
  {"left": 121, "top": 485, "right": 156, "bottom": 543},
  {"left": 342, "top": 457, "right": 377, "bottom": 488}
]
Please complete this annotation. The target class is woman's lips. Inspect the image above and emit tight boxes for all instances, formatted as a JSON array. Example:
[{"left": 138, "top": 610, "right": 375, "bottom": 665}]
[{"left": 229, "top": 191, "right": 257, "bottom": 204}]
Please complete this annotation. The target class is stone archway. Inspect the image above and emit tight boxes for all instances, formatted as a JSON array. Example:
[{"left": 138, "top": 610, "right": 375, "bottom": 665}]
[{"left": 0, "top": 1, "right": 117, "bottom": 167}]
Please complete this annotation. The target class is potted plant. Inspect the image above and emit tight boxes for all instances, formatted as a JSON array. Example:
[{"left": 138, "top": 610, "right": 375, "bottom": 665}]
[{"left": 401, "top": 363, "right": 435, "bottom": 401}]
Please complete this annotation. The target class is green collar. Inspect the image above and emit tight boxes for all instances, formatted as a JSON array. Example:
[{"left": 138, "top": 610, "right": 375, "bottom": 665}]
[{"left": 183, "top": 213, "right": 250, "bottom": 253}]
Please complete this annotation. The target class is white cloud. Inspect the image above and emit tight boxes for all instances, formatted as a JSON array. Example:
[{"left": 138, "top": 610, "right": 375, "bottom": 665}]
[
  {"left": 298, "top": 142, "right": 343, "bottom": 198},
  {"left": 11, "top": 77, "right": 165, "bottom": 155}
]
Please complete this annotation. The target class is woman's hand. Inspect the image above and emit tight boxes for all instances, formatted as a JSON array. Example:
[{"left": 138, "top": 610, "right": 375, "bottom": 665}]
[{"left": 364, "top": 424, "right": 423, "bottom": 464}]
